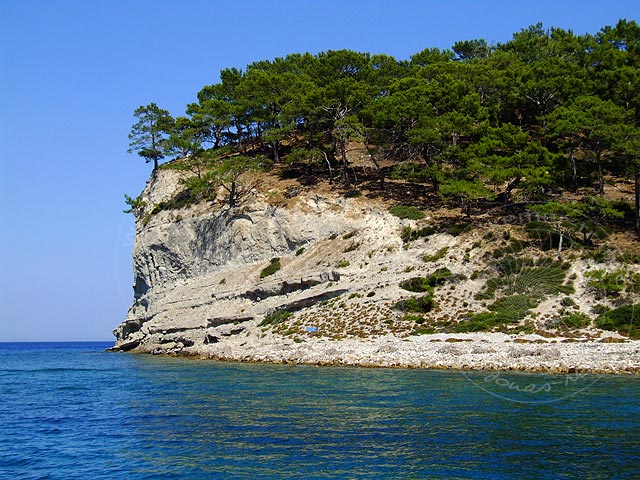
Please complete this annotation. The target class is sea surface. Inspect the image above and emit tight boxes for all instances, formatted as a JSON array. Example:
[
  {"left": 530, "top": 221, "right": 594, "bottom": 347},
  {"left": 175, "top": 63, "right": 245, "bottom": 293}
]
[{"left": 0, "top": 342, "right": 639, "bottom": 479}]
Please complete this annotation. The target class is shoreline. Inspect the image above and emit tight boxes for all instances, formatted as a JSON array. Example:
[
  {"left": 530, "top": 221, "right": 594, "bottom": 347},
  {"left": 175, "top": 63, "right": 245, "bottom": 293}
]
[{"left": 128, "top": 332, "right": 640, "bottom": 375}]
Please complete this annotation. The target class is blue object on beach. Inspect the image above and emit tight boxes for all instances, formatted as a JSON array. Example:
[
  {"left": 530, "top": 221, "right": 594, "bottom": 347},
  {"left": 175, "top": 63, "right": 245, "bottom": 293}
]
[{"left": 305, "top": 326, "right": 318, "bottom": 332}]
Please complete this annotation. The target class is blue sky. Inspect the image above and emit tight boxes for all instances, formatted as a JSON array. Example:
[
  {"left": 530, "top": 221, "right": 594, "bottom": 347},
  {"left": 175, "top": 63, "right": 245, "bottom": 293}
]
[{"left": 1, "top": 0, "right": 638, "bottom": 341}]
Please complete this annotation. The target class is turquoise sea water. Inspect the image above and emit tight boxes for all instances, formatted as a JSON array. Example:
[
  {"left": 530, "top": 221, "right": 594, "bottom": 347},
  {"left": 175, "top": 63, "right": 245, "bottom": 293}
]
[{"left": 0, "top": 342, "right": 639, "bottom": 479}]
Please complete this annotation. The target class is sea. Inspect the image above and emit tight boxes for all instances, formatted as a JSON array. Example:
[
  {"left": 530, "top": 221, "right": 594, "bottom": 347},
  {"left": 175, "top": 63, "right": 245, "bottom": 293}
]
[{"left": 0, "top": 342, "right": 639, "bottom": 479}]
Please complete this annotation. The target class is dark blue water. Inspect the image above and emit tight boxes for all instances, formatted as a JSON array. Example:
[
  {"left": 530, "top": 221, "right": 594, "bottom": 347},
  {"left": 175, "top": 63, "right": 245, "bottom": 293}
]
[{"left": 0, "top": 343, "right": 639, "bottom": 479}]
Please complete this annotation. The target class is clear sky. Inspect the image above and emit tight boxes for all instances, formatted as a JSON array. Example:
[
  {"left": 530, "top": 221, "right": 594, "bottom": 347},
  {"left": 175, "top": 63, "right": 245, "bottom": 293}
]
[{"left": 1, "top": 0, "right": 638, "bottom": 342}]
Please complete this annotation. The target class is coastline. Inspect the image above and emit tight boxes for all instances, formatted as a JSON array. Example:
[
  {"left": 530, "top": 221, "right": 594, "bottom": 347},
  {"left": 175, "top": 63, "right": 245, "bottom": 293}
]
[{"left": 133, "top": 331, "right": 640, "bottom": 375}]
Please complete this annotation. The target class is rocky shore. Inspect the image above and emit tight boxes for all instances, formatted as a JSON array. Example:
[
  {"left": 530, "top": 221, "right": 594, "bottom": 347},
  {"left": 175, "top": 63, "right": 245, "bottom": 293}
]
[{"left": 136, "top": 328, "right": 640, "bottom": 374}]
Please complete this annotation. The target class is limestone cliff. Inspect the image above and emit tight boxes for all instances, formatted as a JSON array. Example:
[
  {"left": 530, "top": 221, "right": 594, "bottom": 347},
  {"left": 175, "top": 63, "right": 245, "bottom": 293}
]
[
  {"left": 113, "top": 169, "right": 418, "bottom": 352},
  {"left": 112, "top": 169, "right": 639, "bottom": 358}
]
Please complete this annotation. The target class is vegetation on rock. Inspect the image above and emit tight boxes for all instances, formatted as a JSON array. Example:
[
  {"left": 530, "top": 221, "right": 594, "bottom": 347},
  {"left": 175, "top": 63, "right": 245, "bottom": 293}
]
[{"left": 124, "top": 19, "right": 640, "bottom": 238}]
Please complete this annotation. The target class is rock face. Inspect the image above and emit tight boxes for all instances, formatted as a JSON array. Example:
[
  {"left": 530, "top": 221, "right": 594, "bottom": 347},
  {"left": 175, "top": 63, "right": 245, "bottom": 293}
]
[
  {"left": 112, "top": 169, "right": 408, "bottom": 353},
  {"left": 111, "top": 170, "right": 640, "bottom": 374}
]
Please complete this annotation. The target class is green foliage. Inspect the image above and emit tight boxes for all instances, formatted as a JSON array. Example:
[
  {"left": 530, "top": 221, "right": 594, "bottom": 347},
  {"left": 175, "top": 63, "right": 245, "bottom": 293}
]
[
  {"left": 455, "top": 295, "right": 536, "bottom": 332},
  {"left": 336, "top": 260, "right": 350, "bottom": 268},
  {"left": 259, "top": 309, "right": 293, "bottom": 327},
  {"left": 423, "top": 247, "right": 449, "bottom": 262},
  {"left": 295, "top": 247, "right": 305, "bottom": 256},
  {"left": 475, "top": 256, "right": 573, "bottom": 301},
  {"left": 399, "top": 278, "right": 434, "bottom": 293},
  {"left": 616, "top": 252, "right": 640, "bottom": 264},
  {"left": 401, "top": 226, "right": 436, "bottom": 243},
  {"left": 389, "top": 205, "right": 425, "bottom": 220},
  {"left": 128, "top": 103, "right": 174, "bottom": 170},
  {"left": 394, "top": 294, "right": 435, "bottom": 313},
  {"left": 444, "top": 223, "right": 470, "bottom": 236},
  {"left": 595, "top": 305, "right": 640, "bottom": 339},
  {"left": 260, "top": 258, "right": 281, "bottom": 278},
  {"left": 130, "top": 20, "right": 640, "bottom": 240},
  {"left": 400, "top": 268, "right": 453, "bottom": 292},
  {"left": 123, "top": 194, "right": 146, "bottom": 215},
  {"left": 344, "top": 189, "right": 362, "bottom": 198},
  {"left": 402, "top": 314, "right": 426, "bottom": 324},
  {"left": 585, "top": 269, "right": 626, "bottom": 298},
  {"left": 344, "top": 242, "right": 360, "bottom": 253},
  {"left": 559, "top": 312, "right": 591, "bottom": 329}
]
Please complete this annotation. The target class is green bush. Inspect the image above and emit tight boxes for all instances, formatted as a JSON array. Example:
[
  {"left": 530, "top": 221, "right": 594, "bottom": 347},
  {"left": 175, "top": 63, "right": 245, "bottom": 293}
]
[
  {"left": 444, "top": 223, "right": 469, "bottom": 236},
  {"left": 344, "top": 242, "right": 360, "bottom": 253},
  {"left": 394, "top": 294, "right": 434, "bottom": 313},
  {"left": 559, "top": 312, "right": 591, "bottom": 329},
  {"left": 295, "top": 247, "right": 305, "bottom": 256},
  {"left": 400, "top": 278, "right": 434, "bottom": 293},
  {"left": 336, "top": 260, "right": 350, "bottom": 268},
  {"left": 401, "top": 225, "right": 436, "bottom": 243},
  {"left": 595, "top": 305, "right": 639, "bottom": 339},
  {"left": 455, "top": 294, "right": 536, "bottom": 332},
  {"left": 259, "top": 309, "right": 292, "bottom": 327},
  {"left": 585, "top": 269, "right": 625, "bottom": 298},
  {"left": 423, "top": 247, "right": 449, "bottom": 262},
  {"left": 475, "top": 256, "right": 573, "bottom": 301},
  {"left": 403, "top": 314, "right": 426, "bottom": 324},
  {"left": 400, "top": 268, "right": 453, "bottom": 292},
  {"left": 390, "top": 205, "right": 425, "bottom": 220},
  {"left": 260, "top": 258, "right": 281, "bottom": 278},
  {"left": 344, "top": 189, "right": 362, "bottom": 198}
]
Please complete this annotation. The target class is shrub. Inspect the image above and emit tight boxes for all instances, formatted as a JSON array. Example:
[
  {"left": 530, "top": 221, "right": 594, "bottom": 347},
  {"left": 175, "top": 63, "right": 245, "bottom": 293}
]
[
  {"left": 336, "top": 260, "right": 350, "bottom": 268},
  {"left": 454, "top": 295, "right": 535, "bottom": 332},
  {"left": 344, "top": 242, "right": 360, "bottom": 253},
  {"left": 403, "top": 314, "right": 426, "bottom": 324},
  {"left": 559, "top": 312, "right": 591, "bottom": 329},
  {"left": 259, "top": 309, "right": 292, "bottom": 327},
  {"left": 343, "top": 230, "right": 358, "bottom": 240},
  {"left": 260, "top": 258, "right": 281, "bottom": 278},
  {"left": 400, "top": 278, "right": 434, "bottom": 293},
  {"left": 412, "top": 327, "right": 437, "bottom": 335},
  {"left": 295, "top": 247, "right": 305, "bottom": 256},
  {"left": 400, "top": 268, "right": 452, "bottom": 292},
  {"left": 585, "top": 269, "right": 625, "bottom": 298},
  {"left": 475, "top": 256, "right": 573, "bottom": 301},
  {"left": 401, "top": 225, "right": 436, "bottom": 243},
  {"left": 423, "top": 247, "right": 449, "bottom": 262},
  {"left": 394, "top": 294, "right": 434, "bottom": 313},
  {"left": 444, "top": 223, "right": 469, "bottom": 236},
  {"left": 595, "top": 305, "right": 639, "bottom": 339},
  {"left": 390, "top": 205, "right": 425, "bottom": 220},
  {"left": 344, "top": 189, "right": 362, "bottom": 198}
]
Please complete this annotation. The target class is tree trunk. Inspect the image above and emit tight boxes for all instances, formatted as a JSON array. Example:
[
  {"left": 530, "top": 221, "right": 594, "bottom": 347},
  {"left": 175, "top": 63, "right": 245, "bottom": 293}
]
[
  {"left": 635, "top": 164, "right": 640, "bottom": 239},
  {"left": 340, "top": 141, "right": 350, "bottom": 186},
  {"left": 569, "top": 143, "right": 578, "bottom": 192},
  {"left": 272, "top": 140, "right": 280, "bottom": 163},
  {"left": 364, "top": 140, "right": 385, "bottom": 190},
  {"left": 596, "top": 151, "right": 604, "bottom": 196},
  {"left": 322, "top": 151, "right": 333, "bottom": 184}
]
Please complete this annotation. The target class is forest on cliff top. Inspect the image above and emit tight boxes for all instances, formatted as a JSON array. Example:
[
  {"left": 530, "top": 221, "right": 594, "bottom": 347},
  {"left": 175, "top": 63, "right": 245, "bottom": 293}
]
[{"left": 127, "top": 19, "right": 640, "bottom": 239}]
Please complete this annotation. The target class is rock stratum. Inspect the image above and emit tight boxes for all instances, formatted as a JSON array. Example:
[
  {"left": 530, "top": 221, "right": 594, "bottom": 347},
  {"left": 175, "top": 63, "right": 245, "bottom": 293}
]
[{"left": 111, "top": 169, "right": 640, "bottom": 373}]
